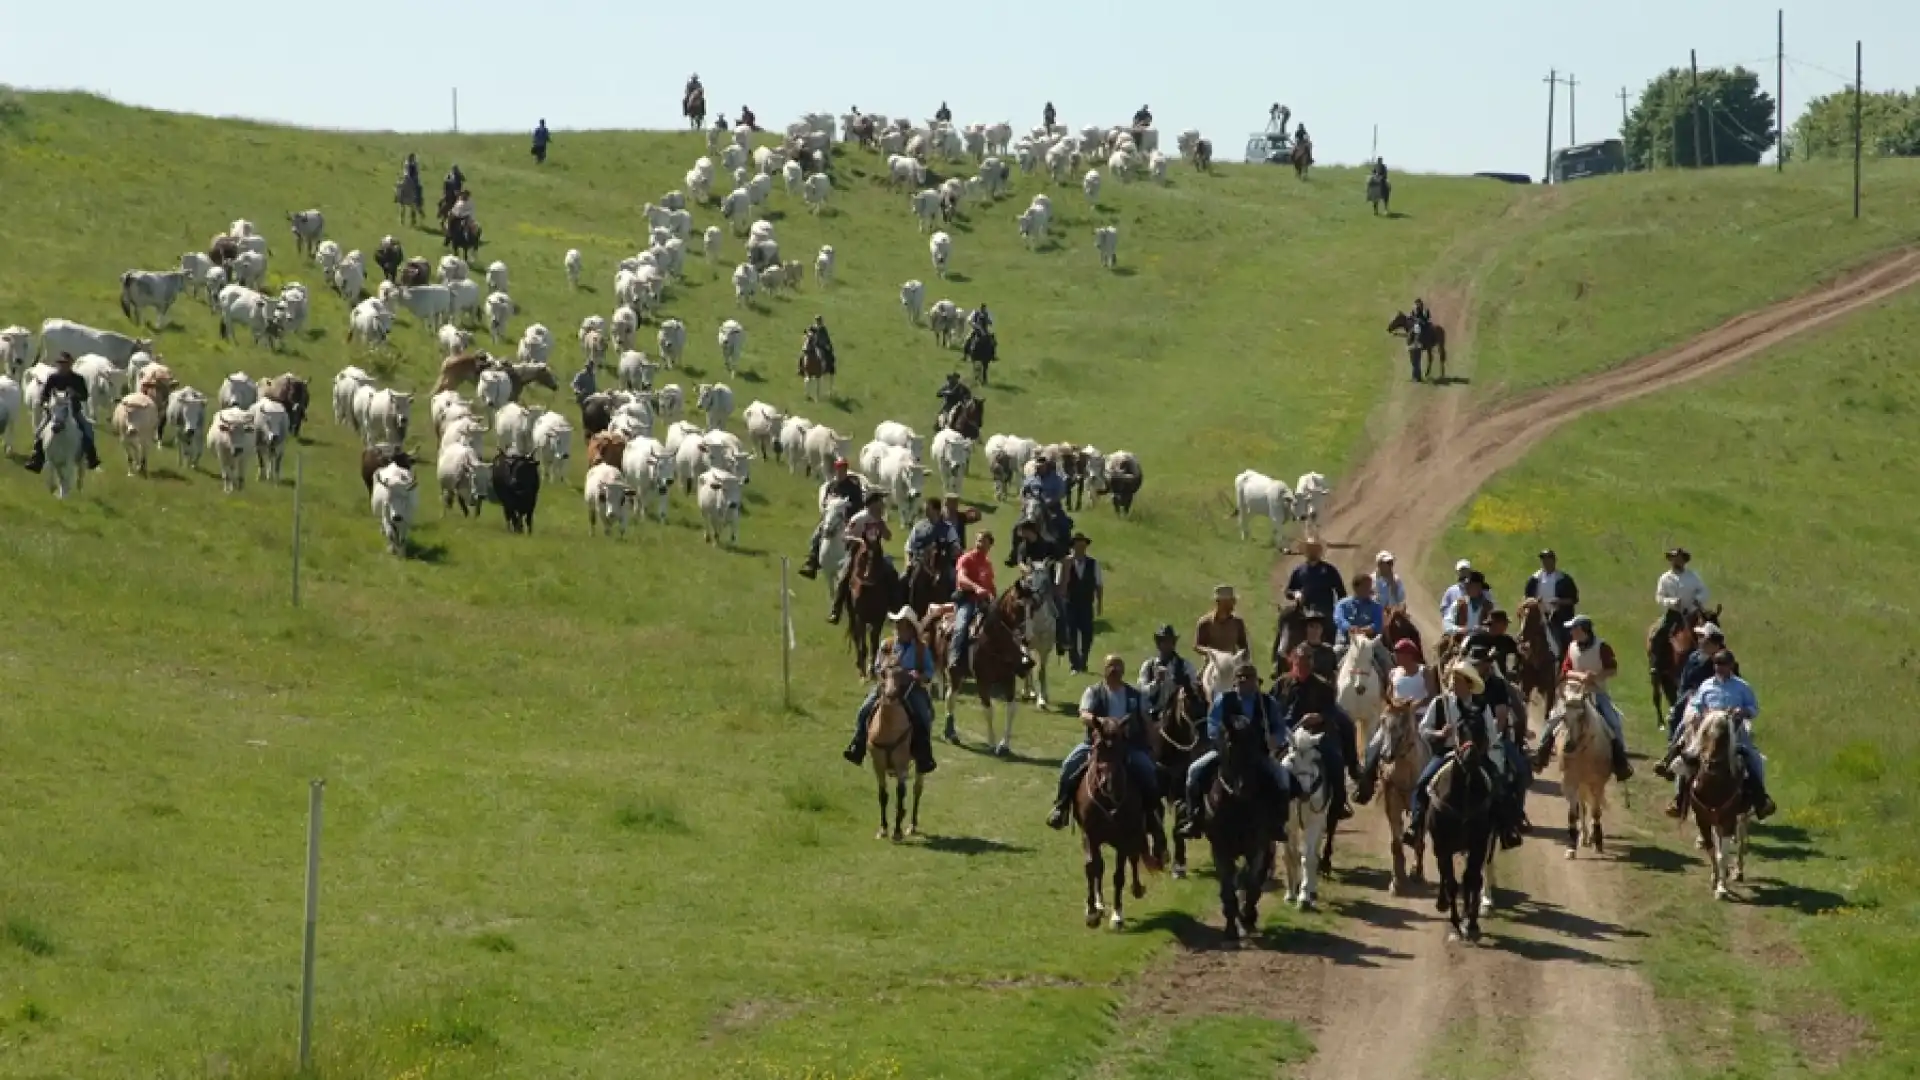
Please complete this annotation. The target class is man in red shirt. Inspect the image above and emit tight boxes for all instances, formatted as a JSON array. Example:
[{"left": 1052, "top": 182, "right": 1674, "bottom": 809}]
[{"left": 950, "top": 531, "right": 997, "bottom": 677}]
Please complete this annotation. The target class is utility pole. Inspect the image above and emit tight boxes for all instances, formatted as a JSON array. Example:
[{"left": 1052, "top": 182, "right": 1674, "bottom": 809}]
[
  {"left": 1544, "top": 70, "right": 1560, "bottom": 182},
  {"left": 1566, "top": 74, "right": 1579, "bottom": 145},
  {"left": 1689, "top": 50, "right": 1704, "bottom": 168},
  {"left": 1853, "top": 40, "right": 1863, "bottom": 218},
  {"left": 1776, "top": 9, "right": 1785, "bottom": 171},
  {"left": 452, "top": 88, "right": 459, "bottom": 134},
  {"left": 1617, "top": 87, "right": 1635, "bottom": 169}
]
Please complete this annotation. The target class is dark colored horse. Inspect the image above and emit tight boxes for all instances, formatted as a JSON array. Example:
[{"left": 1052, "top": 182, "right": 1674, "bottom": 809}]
[
  {"left": 1074, "top": 716, "right": 1164, "bottom": 929},
  {"left": 1150, "top": 681, "right": 1204, "bottom": 878},
  {"left": 1193, "top": 139, "right": 1213, "bottom": 171},
  {"left": 903, "top": 542, "right": 955, "bottom": 615},
  {"left": 683, "top": 87, "right": 706, "bottom": 130},
  {"left": 1291, "top": 137, "right": 1314, "bottom": 179},
  {"left": 1384, "top": 606, "right": 1423, "bottom": 659},
  {"left": 1648, "top": 605, "right": 1722, "bottom": 723},
  {"left": 844, "top": 538, "right": 901, "bottom": 676},
  {"left": 1205, "top": 710, "right": 1287, "bottom": 941},
  {"left": 941, "top": 396, "right": 984, "bottom": 441},
  {"left": 374, "top": 239, "right": 405, "bottom": 283},
  {"left": 1427, "top": 740, "right": 1495, "bottom": 942},
  {"left": 394, "top": 175, "right": 424, "bottom": 228},
  {"left": 444, "top": 217, "right": 482, "bottom": 261},
  {"left": 928, "top": 583, "right": 1032, "bottom": 754},
  {"left": 1366, "top": 171, "right": 1391, "bottom": 215},
  {"left": 963, "top": 329, "right": 997, "bottom": 385},
  {"left": 1513, "top": 598, "right": 1560, "bottom": 730},
  {"left": 1387, "top": 312, "right": 1448, "bottom": 381}
]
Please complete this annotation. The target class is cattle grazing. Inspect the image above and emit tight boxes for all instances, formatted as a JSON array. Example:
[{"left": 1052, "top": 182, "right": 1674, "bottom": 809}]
[
  {"left": 288, "top": 210, "right": 325, "bottom": 258},
  {"left": 208, "top": 407, "right": 259, "bottom": 494},
  {"left": 369, "top": 461, "right": 420, "bottom": 556},
  {"left": 110, "top": 392, "right": 160, "bottom": 477},
  {"left": 119, "top": 270, "right": 190, "bottom": 328},
  {"left": 1234, "top": 470, "right": 1295, "bottom": 545},
  {"left": 491, "top": 452, "right": 542, "bottom": 533}
]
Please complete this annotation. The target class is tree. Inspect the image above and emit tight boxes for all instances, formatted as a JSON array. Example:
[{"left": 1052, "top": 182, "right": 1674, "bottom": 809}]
[
  {"left": 1622, "top": 66, "right": 1777, "bottom": 169},
  {"left": 1787, "top": 88, "right": 1920, "bottom": 161}
]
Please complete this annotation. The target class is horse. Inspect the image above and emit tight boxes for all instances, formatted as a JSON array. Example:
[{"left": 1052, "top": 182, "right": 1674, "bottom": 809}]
[
  {"left": 1336, "top": 627, "right": 1392, "bottom": 747},
  {"left": 1270, "top": 597, "right": 1312, "bottom": 677},
  {"left": 1204, "top": 708, "right": 1285, "bottom": 940},
  {"left": 928, "top": 583, "right": 1031, "bottom": 755},
  {"left": 1648, "top": 605, "right": 1723, "bottom": 723},
  {"left": 1384, "top": 606, "right": 1423, "bottom": 659},
  {"left": 1687, "top": 709, "right": 1749, "bottom": 900},
  {"left": 1072, "top": 715, "right": 1162, "bottom": 929},
  {"left": 867, "top": 664, "right": 926, "bottom": 841},
  {"left": 903, "top": 541, "right": 955, "bottom": 617},
  {"left": 962, "top": 329, "right": 997, "bottom": 385},
  {"left": 1195, "top": 645, "right": 1248, "bottom": 703},
  {"left": 843, "top": 538, "right": 901, "bottom": 676},
  {"left": 940, "top": 396, "right": 984, "bottom": 441},
  {"left": 1019, "top": 561, "right": 1059, "bottom": 709},
  {"left": 394, "top": 175, "right": 425, "bottom": 228},
  {"left": 38, "top": 390, "right": 86, "bottom": 499},
  {"left": 1378, "top": 697, "right": 1432, "bottom": 895},
  {"left": 1386, "top": 312, "right": 1448, "bottom": 381},
  {"left": 1290, "top": 136, "right": 1314, "bottom": 179},
  {"left": 1513, "top": 599, "right": 1560, "bottom": 726},
  {"left": 1149, "top": 680, "right": 1203, "bottom": 879},
  {"left": 1278, "top": 725, "right": 1332, "bottom": 909},
  {"left": 1426, "top": 739, "right": 1496, "bottom": 942},
  {"left": 799, "top": 333, "right": 834, "bottom": 402},
  {"left": 682, "top": 87, "right": 706, "bottom": 130},
  {"left": 1366, "top": 170, "right": 1391, "bottom": 214},
  {"left": 444, "top": 216, "right": 482, "bottom": 261},
  {"left": 1554, "top": 673, "right": 1614, "bottom": 858}
]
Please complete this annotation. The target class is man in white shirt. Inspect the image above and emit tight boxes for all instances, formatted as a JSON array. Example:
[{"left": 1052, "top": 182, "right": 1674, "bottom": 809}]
[
  {"left": 1373, "top": 551, "right": 1408, "bottom": 609},
  {"left": 1655, "top": 548, "right": 1710, "bottom": 616},
  {"left": 1523, "top": 548, "right": 1580, "bottom": 657},
  {"left": 1438, "top": 559, "right": 1495, "bottom": 623}
]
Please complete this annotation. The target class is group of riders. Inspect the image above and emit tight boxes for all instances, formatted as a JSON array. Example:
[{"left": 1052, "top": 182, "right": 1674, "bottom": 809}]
[
  {"left": 834, "top": 537, "right": 1776, "bottom": 857},
  {"left": 397, "top": 153, "right": 479, "bottom": 248},
  {"left": 682, "top": 73, "right": 759, "bottom": 132}
]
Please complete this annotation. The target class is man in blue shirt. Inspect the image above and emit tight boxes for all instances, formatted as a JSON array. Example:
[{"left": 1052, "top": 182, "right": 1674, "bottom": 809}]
[
  {"left": 1333, "top": 574, "right": 1385, "bottom": 654},
  {"left": 1020, "top": 457, "right": 1067, "bottom": 512},
  {"left": 531, "top": 119, "right": 551, "bottom": 164},
  {"left": 1662, "top": 651, "right": 1773, "bottom": 820},
  {"left": 841, "top": 609, "right": 938, "bottom": 774},
  {"left": 1285, "top": 538, "right": 1346, "bottom": 640},
  {"left": 1179, "top": 661, "right": 1292, "bottom": 837},
  {"left": 1047, "top": 656, "right": 1165, "bottom": 864},
  {"left": 1662, "top": 622, "right": 1733, "bottom": 744}
]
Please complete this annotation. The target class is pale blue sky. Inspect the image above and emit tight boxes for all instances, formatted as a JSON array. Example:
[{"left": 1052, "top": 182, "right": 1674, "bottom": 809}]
[{"left": 8, "top": 1, "right": 1912, "bottom": 175}]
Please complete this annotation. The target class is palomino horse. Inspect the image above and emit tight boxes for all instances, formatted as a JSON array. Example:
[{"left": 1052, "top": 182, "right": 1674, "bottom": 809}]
[
  {"left": 1195, "top": 645, "right": 1249, "bottom": 703},
  {"left": 1427, "top": 739, "right": 1496, "bottom": 942},
  {"left": 867, "top": 665, "right": 926, "bottom": 841},
  {"left": 843, "top": 539, "right": 901, "bottom": 676},
  {"left": 1278, "top": 725, "right": 1332, "bottom": 910},
  {"left": 1554, "top": 673, "right": 1615, "bottom": 858},
  {"left": 929, "top": 583, "right": 1032, "bottom": 755},
  {"left": 1378, "top": 697, "right": 1432, "bottom": 895},
  {"left": 1513, "top": 599, "right": 1560, "bottom": 732},
  {"left": 38, "top": 390, "right": 86, "bottom": 499},
  {"left": 1387, "top": 312, "right": 1448, "bottom": 381},
  {"left": 1336, "top": 628, "right": 1392, "bottom": 746},
  {"left": 1149, "top": 680, "right": 1204, "bottom": 879},
  {"left": 1290, "top": 136, "right": 1314, "bottom": 179},
  {"left": 1205, "top": 709, "right": 1285, "bottom": 940},
  {"left": 1648, "top": 605, "right": 1723, "bottom": 724},
  {"left": 1687, "top": 709, "right": 1749, "bottom": 900},
  {"left": 1019, "top": 561, "right": 1059, "bottom": 709},
  {"left": 799, "top": 334, "right": 833, "bottom": 401},
  {"left": 1073, "top": 715, "right": 1163, "bottom": 929}
]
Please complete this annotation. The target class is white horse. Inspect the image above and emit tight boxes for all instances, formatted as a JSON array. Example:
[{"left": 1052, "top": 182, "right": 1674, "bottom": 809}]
[
  {"left": 1021, "top": 560, "right": 1058, "bottom": 708},
  {"left": 817, "top": 497, "right": 852, "bottom": 602},
  {"left": 1195, "top": 645, "right": 1249, "bottom": 703},
  {"left": 1335, "top": 627, "right": 1392, "bottom": 745},
  {"left": 38, "top": 389, "right": 86, "bottom": 498},
  {"left": 1280, "top": 726, "right": 1331, "bottom": 909}
]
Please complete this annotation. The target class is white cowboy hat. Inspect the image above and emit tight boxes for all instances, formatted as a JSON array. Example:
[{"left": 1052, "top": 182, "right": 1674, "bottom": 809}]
[
  {"left": 888, "top": 606, "right": 918, "bottom": 623},
  {"left": 1696, "top": 622, "right": 1723, "bottom": 639},
  {"left": 1454, "top": 558, "right": 1473, "bottom": 572},
  {"left": 1376, "top": 550, "right": 1395, "bottom": 563},
  {"left": 1449, "top": 662, "right": 1484, "bottom": 693}
]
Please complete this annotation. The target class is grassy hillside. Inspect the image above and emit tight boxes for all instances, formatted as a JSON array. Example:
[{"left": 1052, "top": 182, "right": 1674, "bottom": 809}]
[
  {"left": 1442, "top": 293, "right": 1920, "bottom": 1078},
  {"left": 1, "top": 91, "right": 1917, "bottom": 1079}
]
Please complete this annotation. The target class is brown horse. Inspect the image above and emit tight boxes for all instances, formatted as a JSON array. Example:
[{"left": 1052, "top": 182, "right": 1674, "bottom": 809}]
[
  {"left": 683, "top": 87, "right": 706, "bottom": 130},
  {"left": 799, "top": 333, "right": 834, "bottom": 402},
  {"left": 1686, "top": 709, "right": 1749, "bottom": 900},
  {"left": 1513, "top": 599, "right": 1560, "bottom": 724},
  {"left": 1378, "top": 697, "right": 1432, "bottom": 895},
  {"left": 1073, "top": 716, "right": 1163, "bottom": 929},
  {"left": 1387, "top": 312, "right": 1448, "bottom": 381},
  {"left": 928, "top": 584, "right": 1031, "bottom": 755},
  {"left": 868, "top": 664, "right": 926, "bottom": 841},
  {"left": 1149, "top": 681, "right": 1204, "bottom": 879},
  {"left": 903, "top": 543, "right": 954, "bottom": 616},
  {"left": 1383, "top": 606, "right": 1423, "bottom": 659},
  {"left": 1648, "top": 605, "right": 1722, "bottom": 723},
  {"left": 844, "top": 539, "right": 901, "bottom": 676},
  {"left": 1270, "top": 596, "right": 1312, "bottom": 677},
  {"left": 1290, "top": 136, "right": 1314, "bottom": 179},
  {"left": 941, "top": 396, "right": 984, "bottom": 441}
]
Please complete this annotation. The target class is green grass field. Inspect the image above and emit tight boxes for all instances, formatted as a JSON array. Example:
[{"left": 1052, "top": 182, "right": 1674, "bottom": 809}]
[
  {"left": 1443, "top": 292, "right": 1920, "bottom": 1078},
  {"left": 2, "top": 90, "right": 1918, "bottom": 1079}
]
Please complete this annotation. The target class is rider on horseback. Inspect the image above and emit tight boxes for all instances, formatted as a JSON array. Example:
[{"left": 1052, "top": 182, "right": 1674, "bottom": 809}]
[
  {"left": 906, "top": 498, "right": 962, "bottom": 592},
  {"left": 1138, "top": 624, "right": 1197, "bottom": 701},
  {"left": 735, "top": 105, "right": 758, "bottom": 130},
  {"left": 1411, "top": 297, "right": 1432, "bottom": 326},
  {"left": 935, "top": 101, "right": 953, "bottom": 123},
  {"left": 949, "top": 531, "right": 997, "bottom": 676},
  {"left": 1523, "top": 548, "right": 1580, "bottom": 657},
  {"left": 1661, "top": 622, "right": 1731, "bottom": 741},
  {"left": 797, "top": 458, "right": 865, "bottom": 579},
  {"left": 1179, "top": 660, "right": 1293, "bottom": 838},
  {"left": 1656, "top": 548, "right": 1710, "bottom": 616},
  {"left": 26, "top": 353, "right": 102, "bottom": 474},
  {"left": 403, "top": 153, "right": 421, "bottom": 192},
  {"left": 685, "top": 73, "right": 702, "bottom": 101},
  {"left": 1467, "top": 643, "right": 1534, "bottom": 803},
  {"left": 801, "top": 316, "right": 836, "bottom": 376},
  {"left": 1403, "top": 663, "right": 1524, "bottom": 851},
  {"left": 1659, "top": 650, "right": 1774, "bottom": 820},
  {"left": 843, "top": 608, "right": 940, "bottom": 774},
  {"left": 1441, "top": 569, "right": 1496, "bottom": 642},
  {"left": 1354, "top": 638, "right": 1441, "bottom": 804},
  {"left": 827, "top": 492, "right": 892, "bottom": 624},
  {"left": 1532, "top": 616, "right": 1635, "bottom": 781},
  {"left": 450, "top": 189, "right": 475, "bottom": 228},
  {"left": 934, "top": 371, "right": 972, "bottom": 426},
  {"left": 1332, "top": 574, "right": 1385, "bottom": 655},
  {"left": 1272, "top": 644, "right": 1358, "bottom": 821},
  {"left": 442, "top": 165, "right": 464, "bottom": 207},
  {"left": 1043, "top": 102, "right": 1057, "bottom": 129},
  {"left": 1284, "top": 538, "right": 1346, "bottom": 642},
  {"left": 1047, "top": 655, "right": 1165, "bottom": 851},
  {"left": 967, "top": 303, "right": 994, "bottom": 343},
  {"left": 1133, "top": 105, "right": 1153, "bottom": 128},
  {"left": 1294, "top": 124, "right": 1310, "bottom": 145},
  {"left": 1373, "top": 551, "right": 1409, "bottom": 609}
]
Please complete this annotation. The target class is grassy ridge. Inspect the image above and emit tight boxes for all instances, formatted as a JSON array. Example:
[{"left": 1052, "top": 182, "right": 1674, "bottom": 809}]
[
  {"left": 1442, "top": 291, "right": 1920, "bottom": 1078},
  {"left": 2, "top": 90, "right": 1919, "bottom": 1078}
]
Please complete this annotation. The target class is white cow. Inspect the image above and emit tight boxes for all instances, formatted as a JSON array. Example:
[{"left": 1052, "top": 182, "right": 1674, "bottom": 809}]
[
  {"left": 731, "top": 263, "right": 759, "bottom": 306},
  {"left": 518, "top": 323, "right": 555, "bottom": 366},
  {"left": 119, "top": 270, "right": 191, "bottom": 327},
  {"left": 215, "top": 285, "right": 274, "bottom": 346},
  {"left": 0, "top": 326, "right": 33, "bottom": 381},
  {"left": 1083, "top": 169, "right": 1102, "bottom": 206},
  {"left": 110, "top": 391, "right": 160, "bottom": 477},
  {"left": 370, "top": 461, "right": 419, "bottom": 556},
  {"left": 656, "top": 319, "right": 686, "bottom": 369},
  {"left": 701, "top": 429, "right": 752, "bottom": 485},
  {"left": 900, "top": 280, "right": 926, "bottom": 324},
  {"left": 874, "top": 420, "right": 925, "bottom": 462},
  {"left": 288, "top": 210, "right": 325, "bottom": 257},
  {"left": 0, "top": 375, "right": 19, "bottom": 454},
  {"left": 436, "top": 442, "right": 488, "bottom": 517},
  {"left": 333, "top": 367, "right": 373, "bottom": 426},
  {"left": 485, "top": 291, "right": 515, "bottom": 343},
  {"left": 743, "top": 400, "right": 785, "bottom": 460},
  {"left": 179, "top": 252, "right": 215, "bottom": 299},
  {"left": 696, "top": 382, "right": 734, "bottom": 430},
  {"left": 564, "top": 249, "right": 583, "bottom": 289},
  {"left": 347, "top": 298, "right": 391, "bottom": 347},
  {"left": 332, "top": 256, "right": 366, "bottom": 301},
  {"left": 366, "top": 388, "right": 414, "bottom": 447},
  {"left": 815, "top": 245, "right": 835, "bottom": 286},
  {"left": 985, "top": 433, "right": 1039, "bottom": 501},
  {"left": 654, "top": 384, "right": 685, "bottom": 424},
  {"left": 721, "top": 189, "right": 751, "bottom": 235},
  {"left": 228, "top": 250, "right": 268, "bottom": 290},
  {"left": 609, "top": 305, "right": 640, "bottom": 352},
  {"left": 616, "top": 350, "right": 656, "bottom": 392},
  {"left": 927, "top": 301, "right": 962, "bottom": 347},
  {"left": 1294, "top": 472, "right": 1331, "bottom": 541},
  {"left": 802, "top": 172, "right": 831, "bottom": 213},
  {"left": 493, "top": 401, "right": 540, "bottom": 456},
  {"left": 166, "top": 387, "right": 209, "bottom": 469},
  {"left": 315, "top": 240, "right": 342, "bottom": 279},
  {"left": 803, "top": 424, "right": 850, "bottom": 477},
  {"left": 277, "top": 283, "right": 309, "bottom": 338},
  {"left": 619, "top": 436, "right": 674, "bottom": 522},
  {"left": 1094, "top": 225, "right": 1119, "bottom": 269},
  {"left": 430, "top": 389, "right": 470, "bottom": 436},
  {"left": 696, "top": 467, "right": 744, "bottom": 546},
  {"left": 703, "top": 225, "right": 723, "bottom": 263},
  {"left": 716, "top": 319, "right": 745, "bottom": 375},
  {"left": 928, "top": 231, "right": 952, "bottom": 278},
  {"left": 532, "top": 410, "right": 573, "bottom": 482},
  {"left": 71, "top": 354, "right": 127, "bottom": 421},
  {"left": 1235, "top": 470, "right": 1296, "bottom": 544},
  {"left": 437, "top": 255, "right": 468, "bottom": 283},
  {"left": 218, "top": 371, "right": 259, "bottom": 411},
  {"left": 446, "top": 279, "right": 482, "bottom": 327},
  {"left": 483, "top": 260, "right": 508, "bottom": 294},
  {"left": 208, "top": 407, "right": 258, "bottom": 494},
  {"left": 874, "top": 445, "right": 930, "bottom": 527},
  {"left": 777, "top": 415, "right": 815, "bottom": 472},
  {"left": 910, "top": 189, "right": 941, "bottom": 232},
  {"left": 36, "top": 318, "right": 151, "bottom": 368},
  {"left": 440, "top": 413, "right": 488, "bottom": 455},
  {"left": 781, "top": 158, "right": 804, "bottom": 194},
  {"left": 475, "top": 367, "right": 513, "bottom": 417},
  {"left": 437, "top": 324, "right": 474, "bottom": 357},
  {"left": 248, "top": 397, "right": 290, "bottom": 482},
  {"left": 395, "top": 285, "right": 454, "bottom": 329},
  {"left": 583, "top": 462, "right": 635, "bottom": 537},
  {"left": 931, "top": 427, "right": 973, "bottom": 495}
]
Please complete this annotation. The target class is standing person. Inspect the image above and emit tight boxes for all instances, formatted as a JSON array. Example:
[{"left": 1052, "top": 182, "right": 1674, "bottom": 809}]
[
  {"left": 1523, "top": 549, "right": 1580, "bottom": 656},
  {"left": 25, "top": 353, "right": 101, "bottom": 473},
  {"left": 1195, "top": 584, "right": 1251, "bottom": 657},
  {"left": 1046, "top": 654, "right": 1164, "bottom": 862},
  {"left": 531, "top": 119, "right": 551, "bottom": 164},
  {"left": 1043, "top": 102, "right": 1057, "bottom": 129},
  {"left": 1284, "top": 538, "right": 1346, "bottom": 640},
  {"left": 1373, "top": 551, "right": 1408, "bottom": 610},
  {"left": 1057, "top": 533, "right": 1103, "bottom": 674},
  {"left": 1656, "top": 548, "right": 1710, "bottom": 617},
  {"left": 841, "top": 609, "right": 939, "bottom": 775}
]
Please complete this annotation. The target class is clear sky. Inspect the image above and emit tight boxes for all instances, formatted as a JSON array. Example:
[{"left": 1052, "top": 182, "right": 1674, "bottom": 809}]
[{"left": 7, "top": 1, "right": 1911, "bottom": 176}]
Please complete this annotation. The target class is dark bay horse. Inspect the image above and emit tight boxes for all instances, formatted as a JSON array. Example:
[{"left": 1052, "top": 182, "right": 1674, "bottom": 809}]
[
  {"left": 844, "top": 539, "right": 901, "bottom": 676},
  {"left": 1387, "top": 312, "right": 1448, "bottom": 381},
  {"left": 1513, "top": 599, "right": 1560, "bottom": 729},
  {"left": 1074, "top": 716, "right": 1163, "bottom": 929},
  {"left": 1649, "top": 605, "right": 1722, "bottom": 724},
  {"left": 903, "top": 542, "right": 955, "bottom": 615},
  {"left": 1384, "top": 606, "right": 1423, "bottom": 659},
  {"left": 1290, "top": 136, "right": 1314, "bottom": 179},
  {"left": 1205, "top": 710, "right": 1286, "bottom": 941},
  {"left": 1427, "top": 741, "right": 1495, "bottom": 942},
  {"left": 1150, "top": 681, "right": 1204, "bottom": 879},
  {"left": 941, "top": 396, "right": 984, "bottom": 441},
  {"left": 683, "top": 87, "right": 706, "bottom": 130},
  {"left": 928, "top": 583, "right": 1032, "bottom": 755},
  {"left": 963, "top": 329, "right": 997, "bottom": 385},
  {"left": 1687, "top": 709, "right": 1749, "bottom": 900}
]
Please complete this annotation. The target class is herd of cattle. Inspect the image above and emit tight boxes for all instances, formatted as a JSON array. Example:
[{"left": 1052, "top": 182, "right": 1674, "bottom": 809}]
[{"left": 0, "top": 106, "right": 1279, "bottom": 558}]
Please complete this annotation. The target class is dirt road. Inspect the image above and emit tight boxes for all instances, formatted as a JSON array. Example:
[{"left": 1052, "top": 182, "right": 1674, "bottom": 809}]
[{"left": 1187, "top": 247, "right": 1920, "bottom": 1079}]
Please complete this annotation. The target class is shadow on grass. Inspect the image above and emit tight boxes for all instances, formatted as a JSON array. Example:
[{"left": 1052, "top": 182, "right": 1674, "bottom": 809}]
[
  {"left": 944, "top": 272, "right": 972, "bottom": 284},
  {"left": 1749, "top": 880, "right": 1851, "bottom": 916},
  {"left": 979, "top": 380, "right": 1022, "bottom": 395},
  {"left": 918, "top": 834, "right": 1033, "bottom": 856},
  {"left": 951, "top": 739, "right": 1059, "bottom": 770},
  {"left": 405, "top": 540, "right": 450, "bottom": 563},
  {"left": 829, "top": 396, "right": 862, "bottom": 413},
  {"left": 737, "top": 369, "right": 765, "bottom": 383},
  {"left": 1109, "top": 266, "right": 1139, "bottom": 278},
  {"left": 1622, "top": 842, "right": 1695, "bottom": 874},
  {"left": 1430, "top": 375, "right": 1473, "bottom": 387}
]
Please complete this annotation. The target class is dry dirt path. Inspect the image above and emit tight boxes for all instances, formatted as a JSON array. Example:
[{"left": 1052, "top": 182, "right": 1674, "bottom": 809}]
[{"left": 1117, "top": 246, "right": 1920, "bottom": 1080}]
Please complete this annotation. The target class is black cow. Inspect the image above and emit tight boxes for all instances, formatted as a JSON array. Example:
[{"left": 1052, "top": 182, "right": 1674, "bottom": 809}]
[
  {"left": 491, "top": 452, "right": 541, "bottom": 533},
  {"left": 579, "top": 393, "right": 612, "bottom": 438}
]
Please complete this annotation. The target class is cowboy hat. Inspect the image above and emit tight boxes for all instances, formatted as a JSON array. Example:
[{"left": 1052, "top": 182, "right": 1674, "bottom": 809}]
[
  {"left": 1697, "top": 622, "right": 1724, "bottom": 640},
  {"left": 888, "top": 606, "right": 918, "bottom": 623},
  {"left": 1213, "top": 584, "right": 1236, "bottom": 600},
  {"left": 1070, "top": 532, "right": 1092, "bottom": 545},
  {"left": 1153, "top": 624, "right": 1177, "bottom": 640},
  {"left": 1455, "top": 558, "right": 1473, "bottom": 572},
  {"left": 1449, "top": 663, "right": 1485, "bottom": 693},
  {"left": 1377, "top": 550, "right": 1396, "bottom": 563},
  {"left": 1665, "top": 547, "right": 1691, "bottom": 561}
]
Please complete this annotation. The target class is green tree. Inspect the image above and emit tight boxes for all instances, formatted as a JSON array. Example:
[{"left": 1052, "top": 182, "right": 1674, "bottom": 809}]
[
  {"left": 1787, "top": 88, "right": 1920, "bottom": 160},
  {"left": 1623, "top": 66, "right": 1777, "bottom": 169}
]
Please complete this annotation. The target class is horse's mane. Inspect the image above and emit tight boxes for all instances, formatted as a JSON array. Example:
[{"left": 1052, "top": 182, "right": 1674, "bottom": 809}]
[{"left": 1692, "top": 709, "right": 1738, "bottom": 772}]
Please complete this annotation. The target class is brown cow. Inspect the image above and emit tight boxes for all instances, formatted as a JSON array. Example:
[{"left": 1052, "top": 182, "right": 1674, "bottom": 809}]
[
  {"left": 262, "top": 373, "right": 311, "bottom": 436},
  {"left": 586, "top": 432, "right": 626, "bottom": 469},
  {"left": 137, "top": 362, "right": 177, "bottom": 438},
  {"left": 361, "top": 444, "right": 416, "bottom": 492}
]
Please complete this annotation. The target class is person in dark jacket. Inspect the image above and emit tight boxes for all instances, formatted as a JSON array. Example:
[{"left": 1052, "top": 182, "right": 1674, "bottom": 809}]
[
  {"left": 531, "top": 120, "right": 551, "bottom": 164},
  {"left": 1522, "top": 548, "right": 1580, "bottom": 656},
  {"left": 934, "top": 101, "right": 953, "bottom": 123},
  {"left": 1057, "top": 533, "right": 1103, "bottom": 674},
  {"left": 26, "top": 353, "right": 101, "bottom": 473},
  {"left": 1658, "top": 622, "right": 1734, "bottom": 754},
  {"left": 1043, "top": 102, "right": 1057, "bottom": 129},
  {"left": 1285, "top": 537, "right": 1346, "bottom": 639},
  {"left": 1271, "top": 644, "right": 1356, "bottom": 822}
]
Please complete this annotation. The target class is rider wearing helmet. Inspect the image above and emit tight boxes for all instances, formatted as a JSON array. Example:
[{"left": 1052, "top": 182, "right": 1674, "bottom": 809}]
[{"left": 797, "top": 459, "right": 865, "bottom": 579}]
